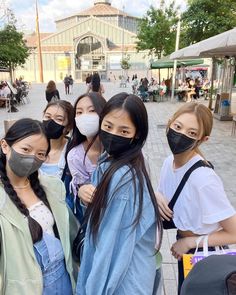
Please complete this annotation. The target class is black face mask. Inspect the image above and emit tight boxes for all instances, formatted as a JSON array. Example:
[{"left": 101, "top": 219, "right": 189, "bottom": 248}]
[
  {"left": 42, "top": 119, "right": 65, "bottom": 139},
  {"left": 100, "top": 130, "right": 133, "bottom": 157},
  {"left": 167, "top": 128, "right": 197, "bottom": 155}
]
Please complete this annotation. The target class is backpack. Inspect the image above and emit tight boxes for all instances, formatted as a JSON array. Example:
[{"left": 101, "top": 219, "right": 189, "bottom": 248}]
[
  {"left": 51, "top": 94, "right": 59, "bottom": 102},
  {"left": 181, "top": 255, "right": 236, "bottom": 295}
]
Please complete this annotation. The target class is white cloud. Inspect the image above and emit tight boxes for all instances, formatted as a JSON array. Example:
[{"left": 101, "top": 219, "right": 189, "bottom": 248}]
[{"left": 4, "top": 0, "right": 186, "bottom": 32}]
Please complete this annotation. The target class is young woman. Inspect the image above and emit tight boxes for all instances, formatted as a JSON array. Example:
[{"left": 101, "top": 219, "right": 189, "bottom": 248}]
[
  {"left": 66, "top": 92, "right": 106, "bottom": 221},
  {"left": 76, "top": 92, "right": 163, "bottom": 295},
  {"left": 86, "top": 73, "right": 105, "bottom": 95},
  {"left": 156, "top": 102, "right": 236, "bottom": 294},
  {"left": 0, "top": 118, "right": 78, "bottom": 294},
  {"left": 45, "top": 80, "right": 60, "bottom": 103},
  {"left": 40, "top": 100, "right": 74, "bottom": 179}
]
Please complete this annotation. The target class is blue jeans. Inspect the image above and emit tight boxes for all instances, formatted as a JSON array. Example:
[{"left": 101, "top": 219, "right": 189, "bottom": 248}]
[{"left": 34, "top": 232, "right": 72, "bottom": 295}]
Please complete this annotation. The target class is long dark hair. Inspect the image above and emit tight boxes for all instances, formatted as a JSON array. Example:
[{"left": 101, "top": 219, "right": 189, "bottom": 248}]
[
  {"left": 88, "top": 93, "right": 163, "bottom": 250},
  {"left": 91, "top": 73, "right": 101, "bottom": 92},
  {"left": 66, "top": 92, "right": 106, "bottom": 159},
  {"left": 46, "top": 80, "right": 57, "bottom": 93},
  {"left": 0, "top": 118, "right": 52, "bottom": 243}
]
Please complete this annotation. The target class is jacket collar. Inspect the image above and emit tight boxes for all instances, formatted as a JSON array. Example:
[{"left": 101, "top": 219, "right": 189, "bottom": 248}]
[
  {"left": 0, "top": 179, "right": 70, "bottom": 264},
  {"left": 0, "top": 185, "right": 36, "bottom": 261},
  {"left": 0, "top": 185, "right": 31, "bottom": 234}
]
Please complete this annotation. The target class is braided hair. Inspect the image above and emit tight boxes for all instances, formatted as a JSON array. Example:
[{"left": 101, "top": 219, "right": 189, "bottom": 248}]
[{"left": 0, "top": 118, "right": 53, "bottom": 243}]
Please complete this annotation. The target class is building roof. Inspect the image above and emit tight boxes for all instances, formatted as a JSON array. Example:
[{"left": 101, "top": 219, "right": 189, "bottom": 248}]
[
  {"left": 78, "top": 3, "right": 128, "bottom": 17},
  {"left": 56, "top": 1, "right": 138, "bottom": 23},
  {"left": 25, "top": 33, "right": 53, "bottom": 47}
]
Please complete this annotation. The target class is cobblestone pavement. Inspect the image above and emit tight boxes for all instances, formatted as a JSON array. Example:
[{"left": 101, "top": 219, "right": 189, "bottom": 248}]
[{"left": 1, "top": 82, "right": 236, "bottom": 295}]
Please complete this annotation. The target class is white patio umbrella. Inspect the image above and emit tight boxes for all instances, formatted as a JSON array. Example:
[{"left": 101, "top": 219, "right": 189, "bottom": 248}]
[{"left": 170, "top": 27, "right": 236, "bottom": 59}]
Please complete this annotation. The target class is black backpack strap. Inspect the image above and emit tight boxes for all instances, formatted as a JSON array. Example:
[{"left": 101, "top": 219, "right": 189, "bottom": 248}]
[
  {"left": 61, "top": 137, "right": 72, "bottom": 182},
  {"left": 168, "top": 160, "right": 213, "bottom": 210}
]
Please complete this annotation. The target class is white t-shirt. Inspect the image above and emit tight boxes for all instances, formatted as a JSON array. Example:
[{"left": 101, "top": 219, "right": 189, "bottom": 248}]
[
  {"left": 1, "top": 86, "right": 11, "bottom": 97},
  {"left": 158, "top": 154, "right": 235, "bottom": 234}
]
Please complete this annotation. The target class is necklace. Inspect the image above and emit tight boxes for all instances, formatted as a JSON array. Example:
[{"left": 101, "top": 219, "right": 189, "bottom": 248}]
[{"left": 13, "top": 179, "right": 30, "bottom": 189}]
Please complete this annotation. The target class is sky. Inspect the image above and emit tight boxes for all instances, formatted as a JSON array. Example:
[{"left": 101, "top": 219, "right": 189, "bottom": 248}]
[{"left": 2, "top": 0, "right": 187, "bottom": 33}]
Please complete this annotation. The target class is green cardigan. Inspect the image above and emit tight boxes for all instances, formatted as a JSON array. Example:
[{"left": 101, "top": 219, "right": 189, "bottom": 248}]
[{"left": 0, "top": 175, "right": 79, "bottom": 294}]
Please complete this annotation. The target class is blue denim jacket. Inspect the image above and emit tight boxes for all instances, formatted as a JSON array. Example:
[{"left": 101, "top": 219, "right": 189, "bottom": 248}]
[{"left": 76, "top": 155, "right": 157, "bottom": 295}]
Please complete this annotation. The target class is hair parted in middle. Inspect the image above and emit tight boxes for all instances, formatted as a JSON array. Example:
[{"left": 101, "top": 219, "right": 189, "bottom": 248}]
[{"left": 87, "top": 92, "right": 163, "bottom": 250}]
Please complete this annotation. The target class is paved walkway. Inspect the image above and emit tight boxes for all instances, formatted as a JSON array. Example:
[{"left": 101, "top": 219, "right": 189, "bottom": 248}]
[{"left": 1, "top": 82, "right": 236, "bottom": 295}]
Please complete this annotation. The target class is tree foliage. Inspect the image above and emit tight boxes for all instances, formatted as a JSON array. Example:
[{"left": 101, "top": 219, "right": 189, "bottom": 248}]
[
  {"left": 181, "top": 0, "right": 236, "bottom": 46},
  {"left": 136, "top": 2, "right": 178, "bottom": 59},
  {"left": 120, "top": 54, "right": 131, "bottom": 70},
  {"left": 0, "top": 24, "right": 29, "bottom": 70}
]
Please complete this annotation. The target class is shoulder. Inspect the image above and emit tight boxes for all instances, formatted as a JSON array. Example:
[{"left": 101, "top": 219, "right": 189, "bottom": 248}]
[
  {"left": 103, "top": 164, "right": 135, "bottom": 194},
  {"left": 191, "top": 165, "right": 220, "bottom": 188},
  {"left": 113, "top": 165, "right": 132, "bottom": 180},
  {"left": 67, "top": 144, "right": 84, "bottom": 161},
  {"left": 161, "top": 155, "right": 173, "bottom": 171},
  {"left": 39, "top": 174, "right": 65, "bottom": 202},
  {"left": 98, "top": 159, "right": 131, "bottom": 178}
]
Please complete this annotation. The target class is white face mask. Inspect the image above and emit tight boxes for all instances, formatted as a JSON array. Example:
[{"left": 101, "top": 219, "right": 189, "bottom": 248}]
[{"left": 75, "top": 114, "right": 99, "bottom": 138}]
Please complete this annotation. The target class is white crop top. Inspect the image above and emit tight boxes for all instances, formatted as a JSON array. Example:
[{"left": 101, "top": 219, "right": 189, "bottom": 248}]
[
  {"left": 158, "top": 154, "right": 235, "bottom": 235},
  {"left": 28, "top": 201, "right": 55, "bottom": 236}
]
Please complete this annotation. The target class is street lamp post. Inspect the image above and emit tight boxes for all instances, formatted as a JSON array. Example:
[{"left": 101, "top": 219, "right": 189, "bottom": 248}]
[
  {"left": 121, "top": 4, "right": 125, "bottom": 80},
  {"left": 171, "top": 15, "right": 181, "bottom": 102},
  {"left": 36, "top": 0, "right": 44, "bottom": 83}
]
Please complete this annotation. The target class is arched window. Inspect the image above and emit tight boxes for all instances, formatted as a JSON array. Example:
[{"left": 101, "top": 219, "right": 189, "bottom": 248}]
[
  {"left": 77, "top": 36, "right": 103, "bottom": 55},
  {"left": 76, "top": 36, "right": 105, "bottom": 70}
]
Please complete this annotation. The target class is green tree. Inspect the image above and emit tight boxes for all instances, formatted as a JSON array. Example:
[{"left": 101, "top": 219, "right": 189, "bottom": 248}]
[
  {"left": 120, "top": 54, "right": 131, "bottom": 70},
  {"left": 136, "top": 2, "right": 178, "bottom": 59},
  {"left": 181, "top": 0, "right": 236, "bottom": 45},
  {"left": 0, "top": 24, "right": 30, "bottom": 81}
]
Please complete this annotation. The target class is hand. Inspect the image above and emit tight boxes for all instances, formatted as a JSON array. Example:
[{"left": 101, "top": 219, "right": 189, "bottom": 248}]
[
  {"left": 78, "top": 184, "right": 96, "bottom": 204},
  {"left": 170, "top": 237, "right": 196, "bottom": 260},
  {"left": 155, "top": 191, "right": 173, "bottom": 221}
]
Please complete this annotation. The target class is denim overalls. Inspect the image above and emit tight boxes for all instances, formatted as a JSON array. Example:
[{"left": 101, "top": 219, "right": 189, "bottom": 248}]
[{"left": 33, "top": 232, "right": 73, "bottom": 295}]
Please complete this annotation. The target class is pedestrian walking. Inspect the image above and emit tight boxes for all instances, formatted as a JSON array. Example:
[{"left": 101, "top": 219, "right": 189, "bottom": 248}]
[
  {"left": 156, "top": 102, "right": 236, "bottom": 294},
  {"left": 66, "top": 92, "right": 106, "bottom": 222},
  {"left": 86, "top": 73, "right": 105, "bottom": 95},
  {"left": 0, "top": 118, "right": 78, "bottom": 294},
  {"left": 76, "top": 92, "right": 163, "bottom": 295},
  {"left": 69, "top": 75, "right": 74, "bottom": 94},
  {"left": 64, "top": 75, "right": 70, "bottom": 95},
  {"left": 131, "top": 74, "right": 138, "bottom": 94},
  {"left": 45, "top": 80, "right": 60, "bottom": 103}
]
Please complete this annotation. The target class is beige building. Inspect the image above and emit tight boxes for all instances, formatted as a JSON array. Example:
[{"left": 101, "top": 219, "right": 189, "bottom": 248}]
[{"left": 16, "top": 0, "right": 150, "bottom": 82}]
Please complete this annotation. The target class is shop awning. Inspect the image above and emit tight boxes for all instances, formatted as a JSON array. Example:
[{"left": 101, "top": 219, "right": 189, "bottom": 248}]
[
  {"left": 150, "top": 58, "right": 204, "bottom": 69},
  {"left": 170, "top": 27, "right": 236, "bottom": 59}
]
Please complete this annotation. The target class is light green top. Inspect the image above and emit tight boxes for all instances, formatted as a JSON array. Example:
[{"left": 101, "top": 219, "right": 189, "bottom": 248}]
[
  {"left": 156, "top": 252, "right": 163, "bottom": 269},
  {"left": 0, "top": 175, "right": 79, "bottom": 295}
]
